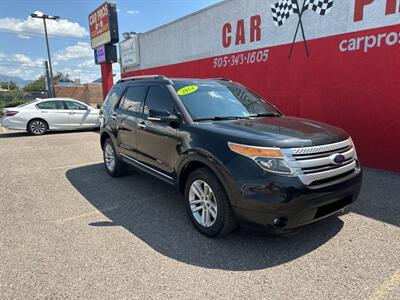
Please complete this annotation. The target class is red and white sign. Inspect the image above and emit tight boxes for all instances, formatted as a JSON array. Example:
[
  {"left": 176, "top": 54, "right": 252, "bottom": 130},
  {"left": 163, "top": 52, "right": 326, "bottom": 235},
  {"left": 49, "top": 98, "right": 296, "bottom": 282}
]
[{"left": 89, "top": 2, "right": 111, "bottom": 49}]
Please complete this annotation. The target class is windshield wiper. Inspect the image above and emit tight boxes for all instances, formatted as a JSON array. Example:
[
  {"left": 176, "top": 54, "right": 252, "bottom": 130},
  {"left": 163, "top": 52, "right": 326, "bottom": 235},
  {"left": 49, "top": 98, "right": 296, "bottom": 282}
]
[
  {"left": 193, "top": 116, "right": 251, "bottom": 122},
  {"left": 249, "top": 112, "right": 282, "bottom": 118}
]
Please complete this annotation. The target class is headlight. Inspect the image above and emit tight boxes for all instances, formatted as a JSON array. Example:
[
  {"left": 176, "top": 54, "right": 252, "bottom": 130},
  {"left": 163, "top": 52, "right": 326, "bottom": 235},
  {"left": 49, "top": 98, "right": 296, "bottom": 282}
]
[
  {"left": 255, "top": 157, "right": 293, "bottom": 174},
  {"left": 228, "top": 142, "right": 294, "bottom": 175}
]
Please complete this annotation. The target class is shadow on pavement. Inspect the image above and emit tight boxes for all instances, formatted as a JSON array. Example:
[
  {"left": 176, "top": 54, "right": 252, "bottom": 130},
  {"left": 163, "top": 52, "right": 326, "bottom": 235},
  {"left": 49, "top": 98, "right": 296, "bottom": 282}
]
[
  {"left": 66, "top": 163, "right": 344, "bottom": 271},
  {"left": 0, "top": 132, "right": 30, "bottom": 138},
  {"left": 350, "top": 168, "right": 400, "bottom": 227}
]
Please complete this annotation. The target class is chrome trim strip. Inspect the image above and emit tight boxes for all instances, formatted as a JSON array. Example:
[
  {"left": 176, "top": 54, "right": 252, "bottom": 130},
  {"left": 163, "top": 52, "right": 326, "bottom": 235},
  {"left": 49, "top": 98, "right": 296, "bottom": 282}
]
[
  {"left": 288, "top": 148, "right": 355, "bottom": 169},
  {"left": 301, "top": 159, "right": 355, "bottom": 174},
  {"left": 120, "top": 154, "right": 173, "bottom": 180},
  {"left": 282, "top": 138, "right": 352, "bottom": 156},
  {"left": 298, "top": 161, "right": 357, "bottom": 185}
]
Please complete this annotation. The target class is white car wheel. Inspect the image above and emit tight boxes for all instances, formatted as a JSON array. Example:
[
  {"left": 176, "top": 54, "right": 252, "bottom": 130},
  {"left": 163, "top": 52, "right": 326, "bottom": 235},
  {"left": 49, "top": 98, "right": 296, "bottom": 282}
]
[{"left": 28, "top": 120, "right": 47, "bottom": 135}]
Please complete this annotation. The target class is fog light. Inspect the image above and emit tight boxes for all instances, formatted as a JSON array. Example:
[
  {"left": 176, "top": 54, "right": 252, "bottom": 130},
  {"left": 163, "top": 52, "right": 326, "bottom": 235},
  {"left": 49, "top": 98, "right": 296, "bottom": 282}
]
[{"left": 273, "top": 217, "right": 287, "bottom": 228}]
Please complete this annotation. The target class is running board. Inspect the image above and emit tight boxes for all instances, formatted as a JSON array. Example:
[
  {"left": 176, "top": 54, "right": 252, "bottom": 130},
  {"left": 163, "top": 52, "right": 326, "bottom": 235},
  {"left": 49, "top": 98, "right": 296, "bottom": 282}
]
[{"left": 120, "top": 153, "right": 175, "bottom": 185}]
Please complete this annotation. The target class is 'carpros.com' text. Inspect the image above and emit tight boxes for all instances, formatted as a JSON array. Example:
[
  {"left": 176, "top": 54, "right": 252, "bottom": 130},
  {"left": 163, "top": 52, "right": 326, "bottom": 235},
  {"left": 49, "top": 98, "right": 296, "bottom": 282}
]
[{"left": 339, "top": 31, "right": 400, "bottom": 53}]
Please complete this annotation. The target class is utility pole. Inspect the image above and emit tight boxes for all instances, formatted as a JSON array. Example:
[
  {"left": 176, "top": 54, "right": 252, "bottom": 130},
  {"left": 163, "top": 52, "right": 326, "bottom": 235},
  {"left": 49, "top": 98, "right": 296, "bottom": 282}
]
[
  {"left": 43, "top": 61, "right": 51, "bottom": 97},
  {"left": 30, "top": 13, "right": 59, "bottom": 97}
]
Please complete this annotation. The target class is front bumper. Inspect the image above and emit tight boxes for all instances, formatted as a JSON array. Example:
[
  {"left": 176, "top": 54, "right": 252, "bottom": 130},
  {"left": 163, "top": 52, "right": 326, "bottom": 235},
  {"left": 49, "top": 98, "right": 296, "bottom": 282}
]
[{"left": 229, "top": 165, "right": 362, "bottom": 234}]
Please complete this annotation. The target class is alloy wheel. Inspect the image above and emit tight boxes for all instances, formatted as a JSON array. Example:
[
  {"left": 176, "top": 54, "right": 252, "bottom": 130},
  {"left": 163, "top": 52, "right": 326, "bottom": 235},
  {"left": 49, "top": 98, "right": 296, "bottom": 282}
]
[
  {"left": 189, "top": 180, "right": 218, "bottom": 227},
  {"left": 30, "top": 121, "right": 46, "bottom": 135},
  {"left": 104, "top": 143, "right": 115, "bottom": 172}
]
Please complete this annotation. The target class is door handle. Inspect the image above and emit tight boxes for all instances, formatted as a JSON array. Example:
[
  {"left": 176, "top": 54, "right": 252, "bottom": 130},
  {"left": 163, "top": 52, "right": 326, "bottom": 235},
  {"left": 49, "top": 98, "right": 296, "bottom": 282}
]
[
  {"left": 137, "top": 123, "right": 147, "bottom": 130},
  {"left": 69, "top": 112, "right": 75, "bottom": 115}
]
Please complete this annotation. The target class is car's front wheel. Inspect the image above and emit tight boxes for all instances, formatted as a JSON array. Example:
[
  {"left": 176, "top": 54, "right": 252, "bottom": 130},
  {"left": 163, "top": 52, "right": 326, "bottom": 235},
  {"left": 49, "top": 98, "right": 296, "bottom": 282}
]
[
  {"left": 103, "top": 138, "right": 127, "bottom": 177},
  {"left": 185, "top": 168, "right": 237, "bottom": 237},
  {"left": 27, "top": 119, "right": 48, "bottom": 135}
]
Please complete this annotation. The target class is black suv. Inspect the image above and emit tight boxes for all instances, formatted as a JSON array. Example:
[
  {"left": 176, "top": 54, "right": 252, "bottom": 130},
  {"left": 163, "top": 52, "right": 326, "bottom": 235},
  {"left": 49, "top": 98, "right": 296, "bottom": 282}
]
[{"left": 99, "top": 75, "right": 362, "bottom": 237}]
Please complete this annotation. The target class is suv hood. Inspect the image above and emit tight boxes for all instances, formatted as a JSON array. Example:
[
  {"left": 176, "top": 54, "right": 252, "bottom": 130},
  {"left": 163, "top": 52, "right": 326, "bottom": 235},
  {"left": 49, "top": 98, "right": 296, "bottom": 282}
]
[{"left": 197, "top": 116, "right": 349, "bottom": 148}]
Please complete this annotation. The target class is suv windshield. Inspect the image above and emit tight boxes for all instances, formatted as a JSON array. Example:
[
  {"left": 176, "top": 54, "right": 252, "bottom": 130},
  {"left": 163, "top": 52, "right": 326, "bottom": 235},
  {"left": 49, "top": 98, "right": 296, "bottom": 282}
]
[{"left": 172, "top": 80, "right": 280, "bottom": 121}]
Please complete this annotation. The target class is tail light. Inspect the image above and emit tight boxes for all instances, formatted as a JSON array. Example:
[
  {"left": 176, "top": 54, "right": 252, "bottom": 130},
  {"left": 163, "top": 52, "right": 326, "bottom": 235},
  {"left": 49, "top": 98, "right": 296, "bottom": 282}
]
[{"left": 5, "top": 111, "right": 19, "bottom": 117}]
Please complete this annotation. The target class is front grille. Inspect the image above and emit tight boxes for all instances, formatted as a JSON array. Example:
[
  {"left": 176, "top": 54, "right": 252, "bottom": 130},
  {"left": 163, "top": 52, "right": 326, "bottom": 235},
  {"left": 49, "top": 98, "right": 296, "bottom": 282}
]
[
  {"left": 293, "top": 145, "right": 352, "bottom": 160},
  {"left": 282, "top": 138, "right": 359, "bottom": 186},
  {"left": 311, "top": 170, "right": 355, "bottom": 186}
]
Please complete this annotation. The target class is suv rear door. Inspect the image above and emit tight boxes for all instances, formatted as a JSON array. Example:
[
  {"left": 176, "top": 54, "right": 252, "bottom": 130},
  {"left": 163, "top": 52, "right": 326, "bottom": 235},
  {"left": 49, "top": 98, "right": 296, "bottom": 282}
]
[
  {"left": 114, "top": 85, "right": 147, "bottom": 158},
  {"left": 135, "top": 85, "right": 179, "bottom": 175}
]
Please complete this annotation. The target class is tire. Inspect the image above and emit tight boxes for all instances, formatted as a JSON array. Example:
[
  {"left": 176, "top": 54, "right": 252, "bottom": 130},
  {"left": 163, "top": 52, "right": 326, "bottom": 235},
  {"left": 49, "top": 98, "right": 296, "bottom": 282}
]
[
  {"left": 27, "top": 119, "right": 48, "bottom": 135},
  {"left": 184, "top": 168, "right": 237, "bottom": 237},
  {"left": 103, "top": 138, "right": 127, "bottom": 177}
]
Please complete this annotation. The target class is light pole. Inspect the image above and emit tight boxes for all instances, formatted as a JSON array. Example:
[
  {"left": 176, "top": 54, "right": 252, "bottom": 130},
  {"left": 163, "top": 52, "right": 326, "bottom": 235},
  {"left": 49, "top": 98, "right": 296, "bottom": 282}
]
[{"left": 30, "top": 13, "right": 59, "bottom": 97}]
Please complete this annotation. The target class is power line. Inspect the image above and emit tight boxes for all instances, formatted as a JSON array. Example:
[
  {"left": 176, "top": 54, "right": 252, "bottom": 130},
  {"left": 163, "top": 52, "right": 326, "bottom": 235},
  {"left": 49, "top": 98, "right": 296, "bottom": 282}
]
[
  {"left": 0, "top": 62, "right": 101, "bottom": 74},
  {"left": 0, "top": 59, "right": 106, "bottom": 70},
  {"left": 0, "top": 29, "right": 89, "bottom": 41},
  {"left": 0, "top": 60, "right": 96, "bottom": 69}
]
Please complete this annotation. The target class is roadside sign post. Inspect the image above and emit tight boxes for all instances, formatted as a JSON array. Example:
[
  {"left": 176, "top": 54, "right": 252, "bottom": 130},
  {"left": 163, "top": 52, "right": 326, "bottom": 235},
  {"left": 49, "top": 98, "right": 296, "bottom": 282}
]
[
  {"left": 89, "top": 2, "right": 119, "bottom": 100},
  {"left": 100, "top": 64, "right": 114, "bottom": 100}
]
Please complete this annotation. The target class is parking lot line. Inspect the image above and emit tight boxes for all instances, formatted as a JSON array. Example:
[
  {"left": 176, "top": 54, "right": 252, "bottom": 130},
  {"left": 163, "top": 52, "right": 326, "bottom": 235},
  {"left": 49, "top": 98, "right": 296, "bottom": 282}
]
[
  {"left": 48, "top": 161, "right": 103, "bottom": 171},
  {"left": 56, "top": 205, "right": 122, "bottom": 223},
  {"left": 370, "top": 269, "right": 400, "bottom": 300},
  {"left": 55, "top": 192, "right": 176, "bottom": 224}
]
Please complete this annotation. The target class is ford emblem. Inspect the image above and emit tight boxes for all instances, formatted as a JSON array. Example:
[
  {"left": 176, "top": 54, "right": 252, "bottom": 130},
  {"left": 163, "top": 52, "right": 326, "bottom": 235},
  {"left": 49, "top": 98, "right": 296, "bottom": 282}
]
[{"left": 331, "top": 154, "right": 346, "bottom": 165}]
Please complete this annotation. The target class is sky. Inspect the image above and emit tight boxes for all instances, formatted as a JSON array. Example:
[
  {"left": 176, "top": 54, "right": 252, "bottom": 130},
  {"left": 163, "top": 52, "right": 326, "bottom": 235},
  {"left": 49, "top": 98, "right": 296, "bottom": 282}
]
[{"left": 0, "top": 0, "right": 220, "bottom": 83}]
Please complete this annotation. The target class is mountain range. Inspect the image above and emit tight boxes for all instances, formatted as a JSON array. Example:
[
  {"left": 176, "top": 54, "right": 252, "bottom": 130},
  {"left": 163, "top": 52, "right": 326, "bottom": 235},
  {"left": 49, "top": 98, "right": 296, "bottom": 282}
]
[{"left": 0, "top": 74, "right": 33, "bottom": 87}]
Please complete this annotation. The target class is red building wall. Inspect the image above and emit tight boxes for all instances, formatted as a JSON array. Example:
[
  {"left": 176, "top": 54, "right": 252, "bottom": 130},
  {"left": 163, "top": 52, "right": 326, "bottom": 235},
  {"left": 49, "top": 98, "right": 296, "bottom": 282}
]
[{"left": 121, "top": 1, "right": 400, "bottom": 172}]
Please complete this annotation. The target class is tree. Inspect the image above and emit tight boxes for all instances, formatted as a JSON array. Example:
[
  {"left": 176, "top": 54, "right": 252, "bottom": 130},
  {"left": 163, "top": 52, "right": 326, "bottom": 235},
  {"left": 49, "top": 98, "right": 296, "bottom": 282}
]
[
  {"left": 0, "top": 81, "right": 18, "bottom": 90},
  {"left": 55, "top": 72, "right": 70, "bottom": 81},
  {"left": 23, "top": 76, "right": 45, "bottom": 92}
]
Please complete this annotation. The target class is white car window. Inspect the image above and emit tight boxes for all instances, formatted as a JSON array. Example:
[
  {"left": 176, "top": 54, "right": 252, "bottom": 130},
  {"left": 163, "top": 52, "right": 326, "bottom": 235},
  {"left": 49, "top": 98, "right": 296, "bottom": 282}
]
[
  {"left": 36, "top": 101, "right": 64, "bottom": 110},
  {"left": 64, "top": 101, "right": 87, "bottom": 110},
  {"left": 17, "top": 100, "right": 37, "bottom": 108}
]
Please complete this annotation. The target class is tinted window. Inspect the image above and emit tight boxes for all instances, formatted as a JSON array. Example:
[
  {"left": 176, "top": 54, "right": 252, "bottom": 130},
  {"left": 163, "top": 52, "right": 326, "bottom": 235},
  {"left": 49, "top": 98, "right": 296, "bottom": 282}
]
[
  {"left": 173, "top": 81, "right": 279, "bottom": 121},
  {"left": 102, "top": 85, "right": 124, "bottom": 110},
  {"left": 36, "top": 101, "right": 63, "bottom": 110},
  {"left": 64, "top": 101, "right": 87, "bottom": 110},
  {"left": 119, "top": 86, "right": 146, "bottom": 113},
  {"left": 144, "top": 86, "right": 173, "bottom": 115}
]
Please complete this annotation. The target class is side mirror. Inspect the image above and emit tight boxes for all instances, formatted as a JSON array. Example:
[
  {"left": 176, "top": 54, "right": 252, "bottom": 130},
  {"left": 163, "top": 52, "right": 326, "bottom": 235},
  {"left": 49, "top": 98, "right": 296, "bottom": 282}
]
[{"left": 148, "top": 109, "right": 178, "bottom": 122}]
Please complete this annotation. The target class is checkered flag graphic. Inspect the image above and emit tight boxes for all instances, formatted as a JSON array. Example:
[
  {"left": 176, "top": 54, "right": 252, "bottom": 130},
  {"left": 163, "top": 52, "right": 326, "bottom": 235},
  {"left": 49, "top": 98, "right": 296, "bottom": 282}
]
[
  {"left": 304, "top": 0, "right": 334, "bottom": 15},
  {"left": 271, "top": 0, "right": 299, "bottom": 26}
]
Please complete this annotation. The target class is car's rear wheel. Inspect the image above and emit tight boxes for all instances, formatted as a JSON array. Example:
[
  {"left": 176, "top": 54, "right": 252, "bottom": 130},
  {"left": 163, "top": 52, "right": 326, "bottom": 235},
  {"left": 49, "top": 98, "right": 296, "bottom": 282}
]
[
  {"left": 103, "top": 138, "right": 127, "bottom": 177},
  {"left": 185, "top": 168, "right": 237, "bottom": 237},
  {"left": 27, "top": 119, "right": 48, "bottom": 135}
]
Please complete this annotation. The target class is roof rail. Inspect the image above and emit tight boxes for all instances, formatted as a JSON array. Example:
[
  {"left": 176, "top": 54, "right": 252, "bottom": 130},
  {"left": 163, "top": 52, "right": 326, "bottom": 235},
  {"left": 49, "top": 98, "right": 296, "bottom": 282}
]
[
  {"left": 117, "top": 75, "right": 169, "bottom": 83},
  {"left": 207, "top": 78, "right": 232, "bottom": 82}
]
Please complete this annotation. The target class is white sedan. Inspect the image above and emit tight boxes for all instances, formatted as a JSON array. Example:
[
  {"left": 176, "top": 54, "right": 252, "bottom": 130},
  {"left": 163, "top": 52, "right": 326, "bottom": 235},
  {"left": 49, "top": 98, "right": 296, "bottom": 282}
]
[{"left": 0, "top": 98, "right": 100, "bottom": 135}]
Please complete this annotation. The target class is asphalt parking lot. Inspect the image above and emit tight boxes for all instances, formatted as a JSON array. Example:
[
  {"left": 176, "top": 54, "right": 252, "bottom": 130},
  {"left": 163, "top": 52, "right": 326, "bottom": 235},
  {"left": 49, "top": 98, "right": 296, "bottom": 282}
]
[{"left": 0, "top": 128, "right": 399, "bottom": 299}]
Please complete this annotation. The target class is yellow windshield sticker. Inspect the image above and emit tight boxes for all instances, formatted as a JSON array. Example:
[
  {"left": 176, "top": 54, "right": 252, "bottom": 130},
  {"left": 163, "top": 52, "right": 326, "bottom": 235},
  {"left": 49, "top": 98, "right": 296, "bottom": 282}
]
[{"left": 177, "top": 85, "right": 199, "bottom": 96}]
